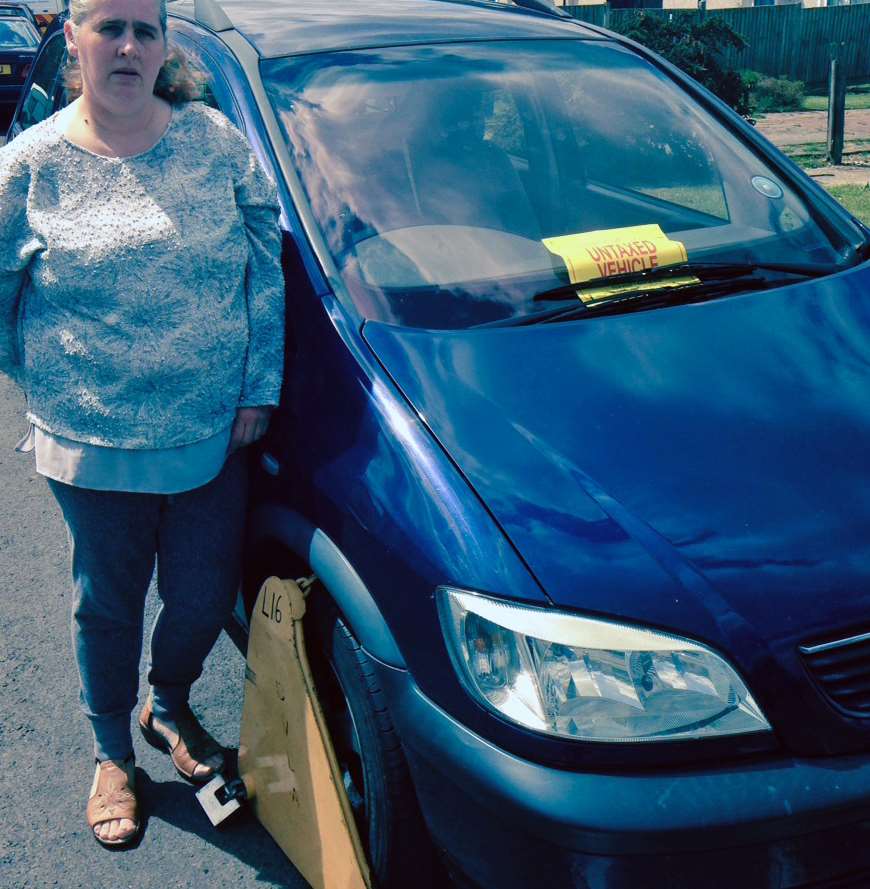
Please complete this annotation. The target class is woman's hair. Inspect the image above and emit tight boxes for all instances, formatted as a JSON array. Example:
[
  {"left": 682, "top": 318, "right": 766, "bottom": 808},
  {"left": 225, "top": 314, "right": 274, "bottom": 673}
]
[
  {"left": 68, "top": 0, "right": 168, "bottom": 32},
  {"left": 63, "top": 0, "right": 206, "bottom": 104}
]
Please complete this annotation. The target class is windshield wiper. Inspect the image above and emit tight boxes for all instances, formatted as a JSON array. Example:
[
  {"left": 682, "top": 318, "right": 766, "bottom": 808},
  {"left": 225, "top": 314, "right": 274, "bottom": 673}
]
[
  {"left": 531, "top": 260, "right": 840, "bottom": 304},
  {"left": 473, "top": 259, "right": 840, "bottom": 329}
]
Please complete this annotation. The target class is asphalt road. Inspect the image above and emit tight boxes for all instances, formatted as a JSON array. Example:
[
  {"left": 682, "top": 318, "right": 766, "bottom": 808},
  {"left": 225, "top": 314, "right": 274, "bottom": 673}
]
[{"left": 0, "top": 375, "right": 309, "bottom": 889}]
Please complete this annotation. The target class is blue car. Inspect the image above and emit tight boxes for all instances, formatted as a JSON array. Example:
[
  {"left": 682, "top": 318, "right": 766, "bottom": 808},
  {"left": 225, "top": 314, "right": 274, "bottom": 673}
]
[{"left": 11, "top": 0, "right": 870, "bottom": 886}]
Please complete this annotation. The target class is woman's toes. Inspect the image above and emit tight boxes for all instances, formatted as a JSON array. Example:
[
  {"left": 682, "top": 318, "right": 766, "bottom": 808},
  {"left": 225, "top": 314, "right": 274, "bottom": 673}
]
[{"left": 95, "top": 817, "right": 135, "bottom": 842}]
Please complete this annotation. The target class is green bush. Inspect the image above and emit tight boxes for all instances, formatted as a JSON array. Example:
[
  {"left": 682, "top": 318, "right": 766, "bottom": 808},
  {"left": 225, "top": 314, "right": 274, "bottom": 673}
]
[
  {"left": 611, "top": 13, "right": 752, "bottom": 118},
  {"left": 744, "top": 72, "right": 805, "bottom": 113}
]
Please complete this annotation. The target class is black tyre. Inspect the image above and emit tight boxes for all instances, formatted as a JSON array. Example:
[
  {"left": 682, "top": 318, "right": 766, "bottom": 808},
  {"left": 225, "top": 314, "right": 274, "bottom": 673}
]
[{"left": 307, "top": 590, "right": 447, "bottom": 889}]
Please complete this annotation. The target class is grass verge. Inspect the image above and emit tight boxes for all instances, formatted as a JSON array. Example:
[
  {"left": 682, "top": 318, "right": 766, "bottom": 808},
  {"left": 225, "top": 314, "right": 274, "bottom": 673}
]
[
  {"left": 781, "top": 140, "right": 870, "bottom": 169},
  {"left": 826, "top": 185, "right": 870, "bottom": 225},
  {"left": 802, "top": 94, "right": 870, "bottom": 112},
  {"left": 802, "top": 83, "right": 870, "bottom": 112}
]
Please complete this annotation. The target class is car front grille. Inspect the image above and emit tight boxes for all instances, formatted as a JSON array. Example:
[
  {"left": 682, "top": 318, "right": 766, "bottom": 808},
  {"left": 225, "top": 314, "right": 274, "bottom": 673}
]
[{"left": 800, "top": 630, "right": 870, "bottom": 716}]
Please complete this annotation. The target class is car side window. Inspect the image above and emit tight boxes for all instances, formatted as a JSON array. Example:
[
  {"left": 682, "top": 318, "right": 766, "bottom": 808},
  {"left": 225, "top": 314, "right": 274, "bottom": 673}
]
[
  {"left": 17, "top": 31, "right": 66, "bottom": 130},
  {"left": 169, "top": 31, "right": 242, "bottom": 127},
  {"left": 176, "top": 50, "right": 221, "bottom": 111},
  {"left": 18, "top": 29, "right": 237, "bottom": 132}
]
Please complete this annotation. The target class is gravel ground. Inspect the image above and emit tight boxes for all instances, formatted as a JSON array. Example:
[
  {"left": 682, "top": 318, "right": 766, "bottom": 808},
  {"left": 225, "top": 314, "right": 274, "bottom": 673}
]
[
  {"left": 754, "top": 108, "right": 870, "bottom": 146},
  {"left": 805, "top": 166, "right": 870, "bottom": 188},
  {"left": 0, "top": 376, "right": 308, "bottom": 889}
]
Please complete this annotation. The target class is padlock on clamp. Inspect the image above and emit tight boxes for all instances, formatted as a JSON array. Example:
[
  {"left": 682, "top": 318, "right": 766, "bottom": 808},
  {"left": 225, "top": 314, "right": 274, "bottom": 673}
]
[{"left": 195, "top": 773, "right": 251, "bottom": 827}]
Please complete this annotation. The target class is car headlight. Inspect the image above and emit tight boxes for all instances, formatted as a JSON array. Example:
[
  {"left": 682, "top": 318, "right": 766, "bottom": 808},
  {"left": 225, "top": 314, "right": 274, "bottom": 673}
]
[{"left": 437, "top": 588, "right": 771, "bottom": 743}]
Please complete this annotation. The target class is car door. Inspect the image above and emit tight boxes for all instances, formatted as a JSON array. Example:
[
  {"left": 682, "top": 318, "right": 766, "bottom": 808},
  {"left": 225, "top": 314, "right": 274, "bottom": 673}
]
[
  {"left": 7, "top": 24, "right": 64, "bottom": 139},
  {"left": 9, "top": 26, "right": 239, "bottom": 142}
]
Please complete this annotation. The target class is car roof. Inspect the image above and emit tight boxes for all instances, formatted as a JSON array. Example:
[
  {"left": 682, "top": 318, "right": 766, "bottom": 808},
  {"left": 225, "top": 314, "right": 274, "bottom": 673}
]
[{"left": 167, "top": 0, "right": 601, "bottom": 59}]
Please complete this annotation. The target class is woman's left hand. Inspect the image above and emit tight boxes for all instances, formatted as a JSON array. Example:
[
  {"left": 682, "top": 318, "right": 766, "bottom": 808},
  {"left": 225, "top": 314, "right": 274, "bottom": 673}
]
[{"left": 228, "top": 405, "right": 274, "bottom": 454}]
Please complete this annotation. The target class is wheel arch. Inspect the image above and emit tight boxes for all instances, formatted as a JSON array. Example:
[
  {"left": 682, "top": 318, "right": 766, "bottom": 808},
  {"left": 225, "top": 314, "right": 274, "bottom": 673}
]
[{"left": 247, "top": 504, "right": 406, "bottom": 669}]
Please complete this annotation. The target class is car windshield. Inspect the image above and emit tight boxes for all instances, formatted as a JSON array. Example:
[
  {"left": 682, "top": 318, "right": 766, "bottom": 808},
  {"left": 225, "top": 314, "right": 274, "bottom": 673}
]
[
  {"left": 263, "top": 39, "right": 846, "bottom": 330},
  {"left": 0, "top": 18, "right": 38, "bottom": 47}
]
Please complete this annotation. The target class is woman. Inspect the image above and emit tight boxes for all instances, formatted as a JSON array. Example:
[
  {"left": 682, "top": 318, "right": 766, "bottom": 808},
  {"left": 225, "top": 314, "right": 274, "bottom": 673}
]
[{"left": 0, "top": 0, "right": 284, "bottom": 847}]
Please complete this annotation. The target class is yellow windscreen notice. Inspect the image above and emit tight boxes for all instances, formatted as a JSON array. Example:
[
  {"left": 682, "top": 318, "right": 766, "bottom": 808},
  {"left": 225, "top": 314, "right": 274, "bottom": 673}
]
[{"left": 542, "top": 224, "right": 689, "bottom": 285}]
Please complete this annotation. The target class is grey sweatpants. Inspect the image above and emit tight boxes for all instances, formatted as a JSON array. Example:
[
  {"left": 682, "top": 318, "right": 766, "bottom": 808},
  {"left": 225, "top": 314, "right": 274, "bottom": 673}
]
[{"left": 47, "top": 451, "right": 247, "bottom": 761}]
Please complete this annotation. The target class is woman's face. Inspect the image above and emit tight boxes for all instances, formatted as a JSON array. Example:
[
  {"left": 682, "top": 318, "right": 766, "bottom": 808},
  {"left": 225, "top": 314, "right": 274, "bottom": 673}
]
[{"left": 64, "top": 0, "right": 166, "bottom": 116}]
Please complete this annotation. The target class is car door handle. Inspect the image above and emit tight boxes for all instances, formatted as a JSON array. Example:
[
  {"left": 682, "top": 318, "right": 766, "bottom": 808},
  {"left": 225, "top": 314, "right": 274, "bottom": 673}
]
[{"left": 261, "top": 452, "right": 281, "bottom": 477}]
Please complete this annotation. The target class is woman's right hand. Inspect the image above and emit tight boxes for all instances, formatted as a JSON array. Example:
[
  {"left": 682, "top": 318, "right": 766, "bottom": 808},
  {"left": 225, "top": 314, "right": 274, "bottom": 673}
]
[{"left": 227, "top": 405, "right": 274, "bottom": 454}]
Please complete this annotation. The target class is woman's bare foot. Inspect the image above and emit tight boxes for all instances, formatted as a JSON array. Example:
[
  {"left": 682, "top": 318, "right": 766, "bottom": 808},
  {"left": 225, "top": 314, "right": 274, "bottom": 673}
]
[
  {"left": 139, "top": 697, "right": 225, "bottom": 783},
  {"left": 87, "top": 757, "right": 140, "bottom": 846},
  {"left": 150, "top": 712, "right": 224, "bottom": 780}
]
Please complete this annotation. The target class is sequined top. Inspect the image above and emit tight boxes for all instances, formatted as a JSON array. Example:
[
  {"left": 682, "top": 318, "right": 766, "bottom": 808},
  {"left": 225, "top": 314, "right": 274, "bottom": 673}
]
[{"left": 0, "top": 101, "right": 284, "bottom": 449}]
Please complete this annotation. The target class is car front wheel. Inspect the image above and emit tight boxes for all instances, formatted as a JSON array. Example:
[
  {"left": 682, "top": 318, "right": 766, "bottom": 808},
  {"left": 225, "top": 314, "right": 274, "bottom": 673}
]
[{"left": 306, "top": 589, "right": 446, "bottom": 889}]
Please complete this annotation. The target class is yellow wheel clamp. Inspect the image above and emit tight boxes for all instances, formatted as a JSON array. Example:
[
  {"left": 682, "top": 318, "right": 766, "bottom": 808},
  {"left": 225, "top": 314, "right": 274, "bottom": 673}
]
[{"left": 196, "top": 576, "right": 372, "bottom": 889}]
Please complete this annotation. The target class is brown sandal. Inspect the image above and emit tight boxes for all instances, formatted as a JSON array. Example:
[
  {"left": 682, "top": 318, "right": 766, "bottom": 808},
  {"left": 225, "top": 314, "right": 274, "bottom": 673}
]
[
  {"left": 138, "top": 697, "right": 225, "bottom": 784},
  {"left": 86, "top": 757, "right": 140, "bottom": 848}
]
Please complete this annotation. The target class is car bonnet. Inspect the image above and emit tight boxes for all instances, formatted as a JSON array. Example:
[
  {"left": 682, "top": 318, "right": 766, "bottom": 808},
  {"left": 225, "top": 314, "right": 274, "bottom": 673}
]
[{"left": 363, "top": 264, "right": 870, "bottom": 659}]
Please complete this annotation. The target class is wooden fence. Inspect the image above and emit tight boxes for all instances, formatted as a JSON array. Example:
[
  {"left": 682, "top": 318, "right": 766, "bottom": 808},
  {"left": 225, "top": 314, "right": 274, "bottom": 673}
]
[{"left": 562, "top": 5, "right": 870, "bottom": 86}]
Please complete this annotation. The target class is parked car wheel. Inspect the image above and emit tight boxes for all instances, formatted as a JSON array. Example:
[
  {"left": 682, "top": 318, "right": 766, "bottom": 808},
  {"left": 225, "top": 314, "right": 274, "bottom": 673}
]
[{"left": 306, "top": 588, "right": 444, "bottom": 889}]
